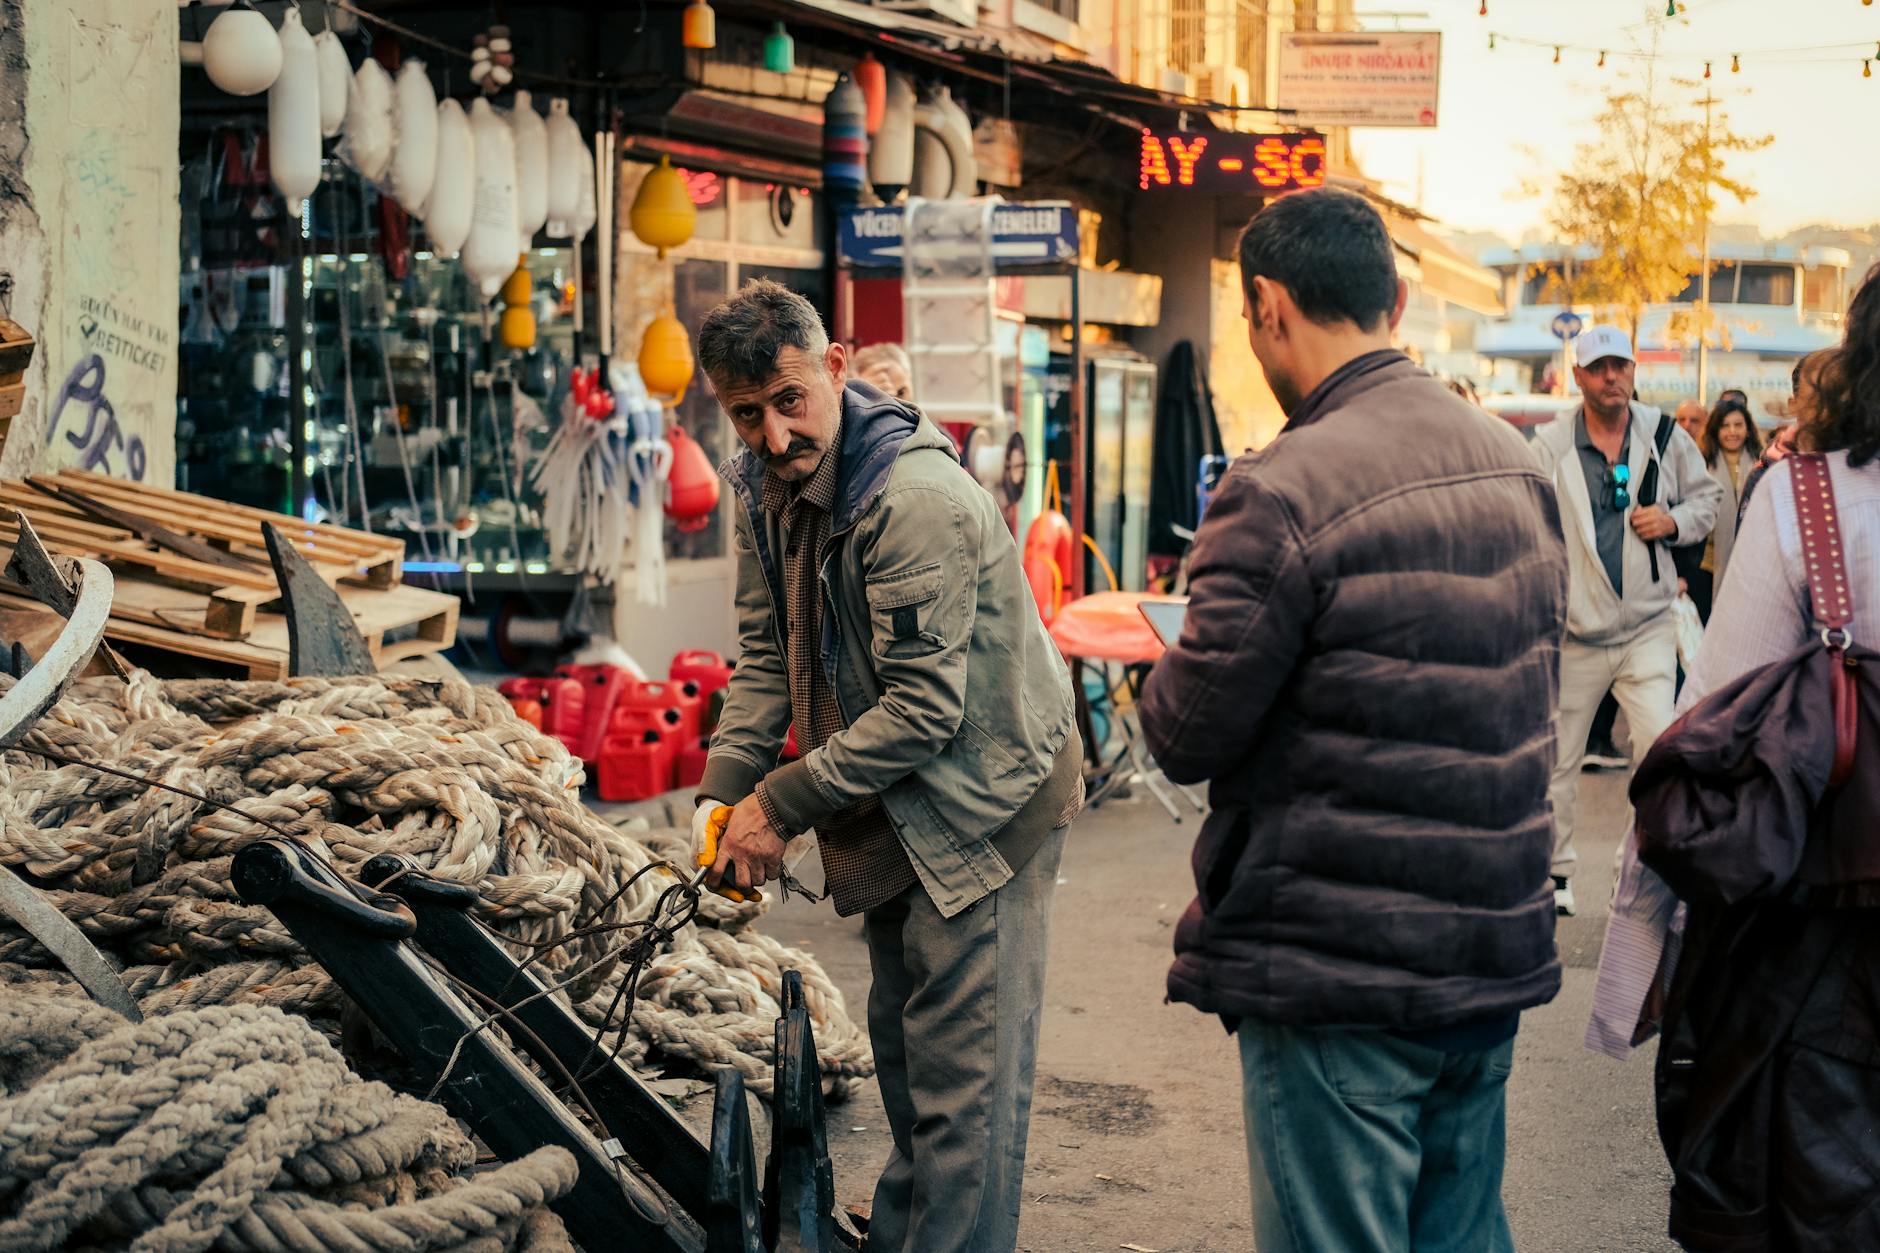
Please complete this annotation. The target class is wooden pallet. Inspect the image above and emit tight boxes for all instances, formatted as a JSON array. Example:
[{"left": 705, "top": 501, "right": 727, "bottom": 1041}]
[
  {"left": 0, "top": 471, "right": 408, "bottom": 640},
  {"left": 0, "top": 579, "right": 460, "bottom": 682}
]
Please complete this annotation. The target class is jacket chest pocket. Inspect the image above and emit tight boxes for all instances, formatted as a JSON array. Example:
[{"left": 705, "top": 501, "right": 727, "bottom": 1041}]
[{"left": 864, "top": 561, "right": 949, "bottom": 660}]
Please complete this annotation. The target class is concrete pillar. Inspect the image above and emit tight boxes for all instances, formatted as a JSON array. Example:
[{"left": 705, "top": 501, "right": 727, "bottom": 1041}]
[{"left": 0, "top": 0, "right": 179, "bottom": 485}]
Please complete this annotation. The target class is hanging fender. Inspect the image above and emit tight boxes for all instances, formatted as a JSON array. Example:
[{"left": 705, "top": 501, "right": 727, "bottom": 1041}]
[
  {"left": 911, "top": 95, "right": 972, "bottom": 200},
  {"left": 1022, "top": 509, "right": 1074, "bottom": 624}
]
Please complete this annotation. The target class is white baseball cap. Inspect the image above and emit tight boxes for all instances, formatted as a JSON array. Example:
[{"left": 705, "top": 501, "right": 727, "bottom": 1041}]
[{"left": 1575, "top": 326, "right": 1635, "bottom": 368}]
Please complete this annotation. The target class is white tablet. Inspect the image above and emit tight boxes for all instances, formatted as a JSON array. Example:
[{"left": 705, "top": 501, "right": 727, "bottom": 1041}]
[{"left": 1138, "top": 598, "right": 1190, "bottom": 648}]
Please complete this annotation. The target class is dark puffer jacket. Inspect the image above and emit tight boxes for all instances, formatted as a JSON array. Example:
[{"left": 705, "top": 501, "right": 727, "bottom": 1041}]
[{"left": 1140, "top": 350, "right": 1568, "bottom": 1030}]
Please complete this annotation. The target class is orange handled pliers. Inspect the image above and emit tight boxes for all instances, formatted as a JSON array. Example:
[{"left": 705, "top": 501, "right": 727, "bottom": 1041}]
[{"left": 690, "top": 805, "right": 823, "bottom": 905}]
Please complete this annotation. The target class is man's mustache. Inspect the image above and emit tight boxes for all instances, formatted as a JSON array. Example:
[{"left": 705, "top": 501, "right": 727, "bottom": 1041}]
[{"left": 764, "top": 439, "right": 818, "bottom": 464}]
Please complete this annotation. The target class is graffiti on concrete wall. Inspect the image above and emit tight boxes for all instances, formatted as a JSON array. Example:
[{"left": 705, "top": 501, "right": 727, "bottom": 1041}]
[{"left": 46, "top": 352, "right": 146, "bottom": 480}]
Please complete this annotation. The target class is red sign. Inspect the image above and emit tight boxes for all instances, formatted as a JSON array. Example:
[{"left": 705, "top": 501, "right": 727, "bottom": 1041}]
[{"left": 1138, "top": 130, "right": 1327, "bottom": 195}]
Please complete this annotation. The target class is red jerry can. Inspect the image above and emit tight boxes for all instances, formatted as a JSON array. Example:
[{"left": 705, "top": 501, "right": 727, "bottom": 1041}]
[
  {"left": 596, "top": 727, "right": 677, "bottom": 802},
  {"left": 670, "top": 649, "right": 733, "bottom": 697},
  {"left": 498, "top": 676, "right": 586, "bottom": 755},
  {"left": 612, "top": 702, "right": 684, "bottom": 740},
  {"left": 615, "top": 679, "right": 703, "bottom": 747},
  {"left": 554, "top": 664, "right": 637, "bottom": 765},
  {"left": 508, "top": 697, "right": 544, "bottom": 729},
  {"left": 676, "top": 737, "right": 711, "bottom": 790}
]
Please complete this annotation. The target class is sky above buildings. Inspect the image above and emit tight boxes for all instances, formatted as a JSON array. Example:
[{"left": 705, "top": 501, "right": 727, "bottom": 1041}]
[{"left": 1349, "top": 0, "right": 1880, "bottom": 243}]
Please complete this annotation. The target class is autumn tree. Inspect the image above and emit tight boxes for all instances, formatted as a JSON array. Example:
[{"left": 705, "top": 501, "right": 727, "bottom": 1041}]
[{"left": 1541, "top": 70, "right": 1770, "bottom": 341}]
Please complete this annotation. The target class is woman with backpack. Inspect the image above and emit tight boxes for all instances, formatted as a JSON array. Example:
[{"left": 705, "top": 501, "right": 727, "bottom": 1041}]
[{"left": 1586, "top": 264, "right": 1880, "bottom": 1249}]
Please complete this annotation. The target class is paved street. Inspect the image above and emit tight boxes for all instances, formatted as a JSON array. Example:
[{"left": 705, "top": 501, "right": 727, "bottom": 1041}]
[{"left": 763, "top": 760, "right": 1678, "bottom": 1252}]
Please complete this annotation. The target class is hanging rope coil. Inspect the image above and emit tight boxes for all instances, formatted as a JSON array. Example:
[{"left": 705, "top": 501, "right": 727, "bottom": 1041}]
[{"left": 0, "top": 671, "right": 872, "bottom": 1098}]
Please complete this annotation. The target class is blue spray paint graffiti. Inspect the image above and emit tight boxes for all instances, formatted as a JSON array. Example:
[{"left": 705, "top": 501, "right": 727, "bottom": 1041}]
[{"left": 47, "top": 354, "right": 146, "bottom": 481}]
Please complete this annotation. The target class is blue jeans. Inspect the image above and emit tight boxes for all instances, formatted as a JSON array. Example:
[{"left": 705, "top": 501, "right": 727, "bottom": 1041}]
[{"left": 1238, "top": 1021, "right": 1517, "bottom": 1253}]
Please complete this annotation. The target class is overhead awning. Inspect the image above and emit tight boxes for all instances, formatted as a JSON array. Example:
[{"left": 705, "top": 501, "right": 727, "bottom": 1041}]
[{"left": 1379, "top": 210, "right": 1505, "bottom": 317}]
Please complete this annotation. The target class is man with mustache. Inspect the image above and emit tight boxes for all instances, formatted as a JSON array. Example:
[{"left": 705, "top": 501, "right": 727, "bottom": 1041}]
[
  {"left": 692, "top": 279, "right": 1083, "bottom": 1252},
  {"left": 1530, "top": 328, "right": 1720, "bottom": 916}
]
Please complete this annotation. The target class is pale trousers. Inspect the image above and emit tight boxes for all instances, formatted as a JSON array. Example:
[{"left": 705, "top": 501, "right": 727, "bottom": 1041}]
[{"left": 1547, "top": 615, "right": 1678, "bottom": 877}]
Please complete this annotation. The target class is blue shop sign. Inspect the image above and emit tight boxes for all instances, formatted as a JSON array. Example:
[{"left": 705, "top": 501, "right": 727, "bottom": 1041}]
[{"left": 839, "top": 202, "right": 1080, "bottom": 269}]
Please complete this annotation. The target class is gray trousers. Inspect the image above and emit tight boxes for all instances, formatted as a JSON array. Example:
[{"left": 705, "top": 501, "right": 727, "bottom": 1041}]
[{"left": 861, "top": 825, "right": 1067, "bottom": 1253}]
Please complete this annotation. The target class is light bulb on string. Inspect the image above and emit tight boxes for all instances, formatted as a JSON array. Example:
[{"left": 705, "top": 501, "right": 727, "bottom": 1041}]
[
  {"left": 1731, "top": 54, "right": 1740, "bottom": 72},
  {"left": 1488, "top": 32, "right": 1496, "bottom": 49},
  {"left": 1598, "top": 50, "right": 1607, "bottom": 67},
  {"left": 1553, "top": 46, "right": 1561, "bottom": 64},
  {"left": 1479, "top": 0, "right": 1486, "bottom": 14},
  {"left": 1704, "top": 61, "right": 1713, "bottom": 78}
]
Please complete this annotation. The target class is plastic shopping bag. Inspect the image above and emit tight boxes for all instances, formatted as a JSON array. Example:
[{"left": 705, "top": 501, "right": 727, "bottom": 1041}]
[{"left": 1673, "top": 593, "right": 1704, "bottom": 668}]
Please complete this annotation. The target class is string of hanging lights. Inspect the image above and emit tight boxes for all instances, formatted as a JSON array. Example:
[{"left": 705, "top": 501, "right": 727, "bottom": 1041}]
[{"left": 1484, "top": 31, "right": 1879, "bottom": 77}]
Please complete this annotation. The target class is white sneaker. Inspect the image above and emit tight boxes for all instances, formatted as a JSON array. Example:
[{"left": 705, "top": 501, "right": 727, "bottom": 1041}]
[{"left": 1554, "top": 876, "right": 1577, "bottom": 917}]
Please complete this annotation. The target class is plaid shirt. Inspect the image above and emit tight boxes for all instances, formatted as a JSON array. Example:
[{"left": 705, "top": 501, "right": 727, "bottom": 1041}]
[{"left": 753, "top": 423, "right": 918, "bottom": 916}]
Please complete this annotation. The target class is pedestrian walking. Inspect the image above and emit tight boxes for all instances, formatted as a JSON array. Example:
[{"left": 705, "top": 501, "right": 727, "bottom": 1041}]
[
  {"left": 1139, "top": 188, "right": 1569, "bottom": 1253},
  {"left": 1587, "top": 265, "right": 1880, "bottom": 1249},
  {"left": 1687, "top": 395, "right": 1763, "bottom": 619},
  {"left": 1673, "top": 398, "right": 1707, "bottom": 445},
  {"left": 1738, "top": 350, "right": 1832, "bottom": 523},
  {"left": 1528, "top": 328, "right": 1722, "bottom": 915},
  {"left": 691, "top": 280, "right": 1083, "bottom": 1253}
]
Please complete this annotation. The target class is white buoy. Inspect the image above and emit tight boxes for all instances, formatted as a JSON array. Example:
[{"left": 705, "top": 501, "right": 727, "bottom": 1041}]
[
  {"left": 342, "top": 58, "right": 394, "bottom": 183},
  {"left": 463, "top": 97, "right": 520, "bottom": 298},
  {"left": 425, "top": 99, "right": 474, "bottom": 256},
  {"left": 391, "top": 59, "right": 438, "bottom": 216},
  {"left": 202, "top": 0, "right": 282, "bottom": 97},
  {"left": 313, "top": 30, "right": 350, "bottom": 138},
  {"left": 869, "top": 71, "right": 916, "bottom": 200},
  {"left": 544, "top": 98, "right": 583, "bottom": 239},
  {"left": 266, "top": 7, "right": 320, "bottom": 214},
  {"left": 509, "top": 90, "right": 549, "bottom": 254}
]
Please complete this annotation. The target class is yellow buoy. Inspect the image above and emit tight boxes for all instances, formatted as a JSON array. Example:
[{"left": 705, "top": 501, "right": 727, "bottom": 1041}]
[
  {"left": 638, "top": 308, "right": 695, "bottom": 402},
  {"left": 498, "top": 256, "right": 535, "bottom": 349},
  {"left": 630, "top": 156, "right": 696, "bottom": 259}
]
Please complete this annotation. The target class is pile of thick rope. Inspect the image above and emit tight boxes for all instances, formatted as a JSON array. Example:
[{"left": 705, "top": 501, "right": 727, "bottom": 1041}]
[
  {"left": 0, "top": 986, "right": 577, "bottom": 1252},
  {"left": 0, "top": 670, "right": 872, "bottom": 1099}
]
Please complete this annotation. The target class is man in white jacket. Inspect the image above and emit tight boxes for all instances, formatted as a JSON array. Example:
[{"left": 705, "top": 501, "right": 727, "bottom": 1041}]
[{"left": 1530, "top": 327, "right": 1722, "bottom": 916}]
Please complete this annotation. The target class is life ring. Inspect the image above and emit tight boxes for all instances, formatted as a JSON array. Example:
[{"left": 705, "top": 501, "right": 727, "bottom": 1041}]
[{"left": 1023, "top": 511, "right": 1072, "bottom": 623}]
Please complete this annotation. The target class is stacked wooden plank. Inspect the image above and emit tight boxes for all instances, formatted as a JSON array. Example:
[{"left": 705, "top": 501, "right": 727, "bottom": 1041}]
[
  {"left": 0, "top": 469, "right": 459, "bottom": 679},
  {"left": 0, "top": 318, "right": 33, "bottom": 454}
]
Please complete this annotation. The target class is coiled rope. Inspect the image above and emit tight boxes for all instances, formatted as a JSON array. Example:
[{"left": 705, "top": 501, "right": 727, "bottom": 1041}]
[
  {"left": 0, "top": 989, "right": 578, "bottom": 1253},
  {"left": 0, "top": 671, "right": 872, "bottom": 1097}
]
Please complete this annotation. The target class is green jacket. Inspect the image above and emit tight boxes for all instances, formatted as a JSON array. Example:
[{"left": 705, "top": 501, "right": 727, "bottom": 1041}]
[{"left": 698, "top": 381, "right": 1076, "bottom": 918}]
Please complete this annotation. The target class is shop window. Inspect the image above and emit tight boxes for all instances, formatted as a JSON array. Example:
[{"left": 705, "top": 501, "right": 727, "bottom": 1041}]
[
  {"left": 1170, "top": 0, "right": 1207, "bottom": 75},
  {"left": 668, "top": 258, "right": 732, "bottom": 561},
  {"left": 735, "top": 180, "right": 819, "bottom": 250}
]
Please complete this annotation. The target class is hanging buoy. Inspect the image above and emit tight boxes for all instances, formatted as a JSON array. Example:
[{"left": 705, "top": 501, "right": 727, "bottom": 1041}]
[
  {"left": 544, "top": 98, "right": 583, "bottom": 238},
  {"left": 425, "top": 98, "right": 474, "bottom": 256},
  {"left": 821, "top": 73, "right": 868, "bottom": 203},
  {"left": 665, "top": 425, "right": 720, "bottom": 532},
  {"left": 391, "top": 59, "right": 438, "bottom": 217},
  {"left": 870, "top": 71, "right": 916, "bottom": 202},
  {"left": 912, "top": 86, "right": 971, "bottom": 200},
  {"left": 572, "top": 137, "right": 597, "bottom": 243},
  {"left": 935, "top": 86, "right": 976, "bottom": 195},
  {"left": 463, "top": 97, "right": 520, "bottom": 298},
  {"left": 202, "top": 0, "right": 282, "bottom": 97},
  {"left": 500, "top": 259, "right": 536, "bottom": 349},
  {"left": 855, "top": 54, "right": 887, "bottom": 135},
  {"left": 510, "top": 90, "right": 549, "bottom": 254},
  {"left": 266, "top": 7, "right": 320, "bottom": 214},
  {"left": 313, "top": 31, "right": 350, "bottom": 137},
  {"left": 342, "top": 58, "right": 394, "bottom": 183},
  {"left": 764, "top": 23, "right": 797, "bottom": 75},
  {"left": 638, "top": 308, "right": 695, "bottom": 402},
  {"left": 682, "top": 0, "right": 717, "bottom": 50},
  {"left": 630, "top": 156, "right": 695, "bottom": 259}
]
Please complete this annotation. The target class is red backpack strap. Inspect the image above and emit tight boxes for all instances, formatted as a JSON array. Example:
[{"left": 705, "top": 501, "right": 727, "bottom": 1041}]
[{"left": 1790, "top": 453, "right": 1858, "bottom": 785}]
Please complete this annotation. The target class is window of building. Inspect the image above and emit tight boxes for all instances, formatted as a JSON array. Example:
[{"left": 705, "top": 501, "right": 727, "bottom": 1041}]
[
  {"left": 1171, "top": 0, "right": 1207, "bottom": 75},
  {"left": 1235, "top": 0, "right": 1268, "bottom": 102},
  {"left": 1521, "top": 265, "right": 1571, "bottom": 306},
  {"left": 1735, "top": 263, "right": 1796, "bottom": 307}
]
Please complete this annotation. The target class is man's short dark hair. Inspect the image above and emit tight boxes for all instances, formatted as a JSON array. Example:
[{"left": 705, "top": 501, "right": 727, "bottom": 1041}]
[
  {"left": 696, "top": 278, "right": 831, "bottom": 387},
  {"left": 1237, "top": 188, "right": 1399, "bottom": 332}
]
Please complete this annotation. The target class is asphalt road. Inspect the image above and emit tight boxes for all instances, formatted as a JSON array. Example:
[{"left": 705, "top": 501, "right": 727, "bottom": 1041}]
[{"left": 754, "top": 756, "right": 1677, "bottom": 1252}]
